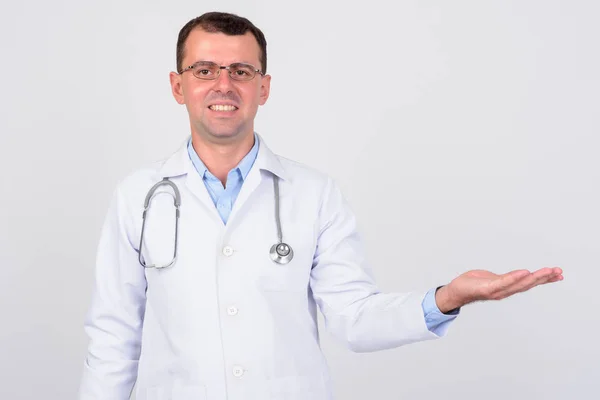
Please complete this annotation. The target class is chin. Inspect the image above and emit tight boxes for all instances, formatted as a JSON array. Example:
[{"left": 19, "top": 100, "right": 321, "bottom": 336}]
[
  {"left": 208, "top": 129, "right": 242, "bottom": 139},
  {"left": 206, "top": 123, "right": 251, "bottom": 140},
  {"left": 194, "top": 120, "right": 252, "bottom": 143}
]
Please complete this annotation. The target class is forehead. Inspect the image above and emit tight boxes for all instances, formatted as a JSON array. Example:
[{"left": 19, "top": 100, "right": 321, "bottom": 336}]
[{"left": 183, "top": 28, "right": 261, "bottom": 65}]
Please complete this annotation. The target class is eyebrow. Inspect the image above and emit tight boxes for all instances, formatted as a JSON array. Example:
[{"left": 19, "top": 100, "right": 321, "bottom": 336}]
[
  {"left": 192, "top": 60, "right": 258, "bottom": 67},
  {"left": 193, "top": 60, "right": 217, "bottom": 66}
]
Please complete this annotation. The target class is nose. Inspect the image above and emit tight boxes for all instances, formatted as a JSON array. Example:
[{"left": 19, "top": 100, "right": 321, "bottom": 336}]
[{"left": 212, "top": 68, "right": 235, "bottom": 92}]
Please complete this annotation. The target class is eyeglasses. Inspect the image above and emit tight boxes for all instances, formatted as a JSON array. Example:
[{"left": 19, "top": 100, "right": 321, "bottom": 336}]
[{"left": 179, "top": 61, "right": 264, "bottom": 81}]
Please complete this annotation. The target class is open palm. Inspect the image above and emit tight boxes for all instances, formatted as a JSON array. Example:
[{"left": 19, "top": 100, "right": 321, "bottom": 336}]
[{"left": 439, "top": 267, "right": 563, "bottom": 312}]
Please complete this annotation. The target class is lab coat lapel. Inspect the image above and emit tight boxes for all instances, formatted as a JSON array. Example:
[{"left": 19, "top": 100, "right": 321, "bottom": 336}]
[
  {"left": 226, "top": 135, "right": 289, "bottom": 228},
  {"left": 184, "top": 168, "right": 224, "bottom": 225},
  {"left": 226, "top": 162, "right": 262, "bottom": 226}
]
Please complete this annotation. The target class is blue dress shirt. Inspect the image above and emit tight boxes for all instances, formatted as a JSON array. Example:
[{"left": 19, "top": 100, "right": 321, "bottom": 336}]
[
  {"left": 187, "top": 134, "right": 458, "bottom": 335},
  {"left": 187, "top": 134, "right": 259, "bottom": 225}
]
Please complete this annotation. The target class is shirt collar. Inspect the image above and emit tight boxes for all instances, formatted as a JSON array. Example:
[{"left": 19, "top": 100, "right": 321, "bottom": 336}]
[
  {"left": 158, "top": 133, "right": 289, "bottom": 182},
  {"left": 187, "top": 133, "right": 260, "bottom": 181}
]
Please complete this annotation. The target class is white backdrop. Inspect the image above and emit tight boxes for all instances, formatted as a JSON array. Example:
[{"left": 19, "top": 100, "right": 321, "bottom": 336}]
[{"left": 0, "top": 1, "right": 598, "bottom": 399}]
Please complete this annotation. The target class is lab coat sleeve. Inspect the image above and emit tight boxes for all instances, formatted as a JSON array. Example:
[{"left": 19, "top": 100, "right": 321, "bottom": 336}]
[
  {"left": 79, "top": 185, "right": 147, "bottom": 399},
  {"left": 310, "top": 177, "right": 441, "bottom": 353}
]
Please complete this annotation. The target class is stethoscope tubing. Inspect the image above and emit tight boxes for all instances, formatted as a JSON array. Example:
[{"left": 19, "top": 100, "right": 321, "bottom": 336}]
[{"left": 138, "top": 176, "right": 293, "bottom": 268}]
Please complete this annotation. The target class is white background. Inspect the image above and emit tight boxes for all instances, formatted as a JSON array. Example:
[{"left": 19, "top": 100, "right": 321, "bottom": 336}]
[{"left": 0, "top": 1, "right": 598, "bottom": 399}]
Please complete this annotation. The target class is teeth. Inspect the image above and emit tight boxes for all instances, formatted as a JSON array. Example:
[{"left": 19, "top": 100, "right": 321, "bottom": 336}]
[{"left": 210, "top": 105, "right": 237, "bottom": 111}]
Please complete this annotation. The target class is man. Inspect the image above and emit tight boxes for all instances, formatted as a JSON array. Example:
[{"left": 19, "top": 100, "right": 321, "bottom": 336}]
[{"left": 79, "top": 12, "right": 563, "bottom": 400}]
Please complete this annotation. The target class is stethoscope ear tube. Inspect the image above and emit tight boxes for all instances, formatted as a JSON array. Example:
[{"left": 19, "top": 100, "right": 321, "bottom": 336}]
[{"left": 138, "top": 178, "right": 181, "bottom": 269}]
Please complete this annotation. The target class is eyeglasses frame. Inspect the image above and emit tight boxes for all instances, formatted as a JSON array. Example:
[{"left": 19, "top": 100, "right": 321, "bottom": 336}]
[{"left": 179, "top": 61, "right": 265, "bottom": 81}]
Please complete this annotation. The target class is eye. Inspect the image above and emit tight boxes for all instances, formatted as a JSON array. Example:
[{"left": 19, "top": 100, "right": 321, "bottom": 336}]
[
  {"left": 230, "top": 63, "right": 256, "bottom": 78},
  {"left": 192, "top": 62, "right": 218, "bottom": 78}
]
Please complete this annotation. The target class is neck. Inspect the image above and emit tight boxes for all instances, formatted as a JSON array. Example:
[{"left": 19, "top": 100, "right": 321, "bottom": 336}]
[{"left": 190, "top": 131, "right": 255, "bottom": 185}]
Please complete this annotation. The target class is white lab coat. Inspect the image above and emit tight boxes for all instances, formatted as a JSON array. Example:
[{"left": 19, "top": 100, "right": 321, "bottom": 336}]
[{"left": 79, "top": 135, "right": 443, "bottom": 400}]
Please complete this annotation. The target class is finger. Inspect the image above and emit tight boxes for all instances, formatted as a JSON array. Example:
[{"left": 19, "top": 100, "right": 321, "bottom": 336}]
[
  {"left": 485, "top": 270, "right": 532, "bottom": 298},
  {"left": 492, "top": 269, "right": 531, "bottom": 289},
  {"left": 485, "top": 267, "right": 562, "bottom": 300},
  {"left": 539, "top": 273, "right": 563, "bottom": 285},
  {"left": 514, "top": 267, "right": 560, "bottom": 291},
  {"left": 530, "top": 267, "right": 559, "bottom": 279},
  {"left": 497, "top": 270, "right": 563, "bottom": 298},
  {"left": 551, "top": 266, "right": 563, "bottom": 275},
  {"left": 516, "top": 274, "right": 556, "bottom": 292},
  {"left": 494, "top": 268, "right": 556, "bottom": 297},
  {"left": 527, "top": 267, "right": 564, "bottom": 288},
  {"left": 493, "top": 273, "right": 539, "bottom": 299}
]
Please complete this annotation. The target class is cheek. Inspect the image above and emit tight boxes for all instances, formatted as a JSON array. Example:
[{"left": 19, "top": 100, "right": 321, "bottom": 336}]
[
  {"left": 183, "top": 86, "right": 209, "bottom": 111},
  {"left": 187, "top": 85, "right": 207, "bottom": 101},
  {"left": 240, "top": 86, "right": 262, "bottom": 107}
]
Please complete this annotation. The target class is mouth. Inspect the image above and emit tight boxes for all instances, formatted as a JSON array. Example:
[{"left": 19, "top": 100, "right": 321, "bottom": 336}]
[{"left": 208, "top": 104, "right": 239, "bottom": 112}]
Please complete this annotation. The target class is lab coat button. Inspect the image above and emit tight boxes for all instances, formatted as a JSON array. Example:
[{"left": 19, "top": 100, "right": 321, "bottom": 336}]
[
  {"left": 232, "top": 366, "right": 244, "bottom": 377},
  {"left": 227, "top": 306, "right": 238, "bottom": 316},
  {"left": 222, "top": 246, "right": 234, "bottom": 256}
]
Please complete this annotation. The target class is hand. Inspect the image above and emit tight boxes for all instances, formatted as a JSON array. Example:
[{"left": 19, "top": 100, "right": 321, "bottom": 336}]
[{"left": 435, "top": 267, "right": 564, "bottom": 314}]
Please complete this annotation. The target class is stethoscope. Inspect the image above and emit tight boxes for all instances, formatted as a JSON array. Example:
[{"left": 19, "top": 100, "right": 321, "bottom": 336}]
[{"left": 137, "top": 176, "right": 294, "bottom": 269}]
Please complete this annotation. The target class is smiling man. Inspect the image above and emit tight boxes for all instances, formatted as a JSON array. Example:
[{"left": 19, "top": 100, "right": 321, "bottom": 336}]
[
  {"left": 78, "top": 12, "right": 563, "bottom": 400},
  {"left": 170, "top": 23, "right": 270, "bottom": 183}
]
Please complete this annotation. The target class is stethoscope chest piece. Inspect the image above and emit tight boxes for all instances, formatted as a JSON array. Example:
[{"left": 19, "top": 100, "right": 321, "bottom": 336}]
[{"left": 270, "top": 242, "right": 294, "bottom": 265}]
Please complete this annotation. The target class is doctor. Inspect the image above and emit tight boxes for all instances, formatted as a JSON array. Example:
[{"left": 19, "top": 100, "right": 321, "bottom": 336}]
[{"left": 79, "top": 11, "right": 563, "bottom": 400}]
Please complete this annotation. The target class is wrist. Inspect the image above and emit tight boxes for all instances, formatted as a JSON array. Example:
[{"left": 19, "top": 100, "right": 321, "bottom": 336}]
[{"left": 435, "top": 285, "right": 463, "bottom": 314}]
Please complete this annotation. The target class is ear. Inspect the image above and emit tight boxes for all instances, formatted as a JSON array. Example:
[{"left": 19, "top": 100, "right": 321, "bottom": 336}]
[
  {"left": 169, "top": 71, "right": 185, "bottom": 105},
  {"left": 258, "top": 74, "right": 271, "bottom": 106}
]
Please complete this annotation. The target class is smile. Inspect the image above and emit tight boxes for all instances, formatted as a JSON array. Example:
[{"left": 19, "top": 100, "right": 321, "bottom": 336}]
[{"left": 208, "top": 104, "right": 238, "bottom": 111}]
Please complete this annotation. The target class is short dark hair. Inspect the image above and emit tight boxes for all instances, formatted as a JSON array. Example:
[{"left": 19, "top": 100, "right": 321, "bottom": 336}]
[{"left": 176, "top": 12, "right": 268, "bottom": 74}]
